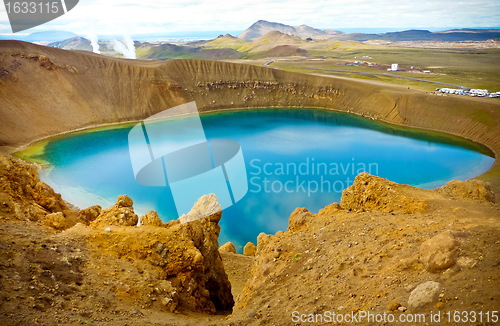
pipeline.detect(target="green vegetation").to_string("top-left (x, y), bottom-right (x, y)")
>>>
top-left (134, 37), bottom-right (500, 92)
top-left (271, 46), bottom-right (500, 91)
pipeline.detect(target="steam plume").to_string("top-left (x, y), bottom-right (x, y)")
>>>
top-left (111, 35), bottom-right (136, 59)
top-left (87, 33), bottom-right (100, 54)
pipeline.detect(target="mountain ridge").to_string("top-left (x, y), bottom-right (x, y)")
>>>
top-left (238, 20), bottom-right (339, 40)
top-left (238, 20), bottom-right (500, 41)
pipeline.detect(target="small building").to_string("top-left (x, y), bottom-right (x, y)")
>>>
top-left (387, 63), bottom-right (399, 71)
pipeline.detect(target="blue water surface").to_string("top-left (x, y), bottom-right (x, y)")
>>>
top-left (36, 109), bottom-right (495, 251)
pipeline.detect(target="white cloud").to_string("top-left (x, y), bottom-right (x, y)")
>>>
top-left (0, 0), bottom-right (498, 35)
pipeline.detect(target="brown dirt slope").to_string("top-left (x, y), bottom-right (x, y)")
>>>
top-left (0, 156), bottom-right (234, 325)
top-left (1, 40), bottom-right (498, 193)
top-left (227, 174), bottom-right (500, 325)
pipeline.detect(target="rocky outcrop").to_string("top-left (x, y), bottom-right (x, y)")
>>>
top-left (77, 205), bottom-right (101, 225)
top-left (243, 242), bottom-right (257, 256)
top-left (0, 155), bottom-right (71, 222)
top-left (178, 194), bottom-right (221, 224)
top-left (438, 179), bottom-right (495, 203)
top-left (88, 194), bottom-right (233, 313)
top-left (219, 242), bottom-right (237, 253)
top-left (90, 195), bottom-right (138, 227)
top-left (140, 210), bottom-right (163, 226)
top-left (340, 172), bottom-right (430, 213)
top-left (176, 205), bottom-right (234, 311)
top-left (41, 212), bottom-right (66, 230)
top-left (0, 194), bottom-right (234, 323)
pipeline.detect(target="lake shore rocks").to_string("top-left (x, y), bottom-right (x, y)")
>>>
top-left (0, 156), bottom-right (234, 316)
top-left (243, 242), bottom-right (257, 256)
top-left (178, 194), bottom-right (221, 224)
top-left (0, 154), bottom-right (498, 325)
top-left (220, 242), bottom-right (237, 253)
top-left (0, 155), bottom-right (71, 222)
top-left (90, 195), bottom-right (138, 227)
top-left (140, 210), bottom-right (163, 226)
top-left (340, 172), bottom-right (430, 213)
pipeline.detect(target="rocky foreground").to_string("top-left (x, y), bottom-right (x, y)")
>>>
top-left (1, 155), bottom-right (499, 325)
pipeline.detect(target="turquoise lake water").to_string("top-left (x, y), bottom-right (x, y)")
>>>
top-left (35, 109), bottom-right (495, 251)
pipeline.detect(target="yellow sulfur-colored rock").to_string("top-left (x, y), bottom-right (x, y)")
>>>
top-left (341, 172), bottom-right (429, 214)
top-left (437, 179), bottom-right (494, 203)
top-left (140, 210), bottom-right (163, 226)
top-left (41, 212), bottom-right (66, 230)
top-left (420, 231), bottom-right (458, 272)
top-left (91, 195), bottom-right (138, 227)
top-left (77, 205), bottom-right (102, 225)
top-left (219, 242), bottom-right (236, 253)
top-left (243, 242), bottom-right (257, 256)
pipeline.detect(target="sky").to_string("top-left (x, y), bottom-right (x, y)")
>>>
top-left (0, 0), bottom-right (499, 37)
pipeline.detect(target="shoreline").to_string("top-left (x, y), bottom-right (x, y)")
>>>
top-left (14, 105), bottom-right (496, 165)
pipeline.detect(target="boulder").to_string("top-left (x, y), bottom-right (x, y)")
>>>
top-left (408, 281), bottom-right (442, 311)
top-left (140, 210), bottom-right (163, 226)
top-left (178, 194), bottom-right (221, 224)
top-left (41, 212), bottom-right (66, 230)
top-left (219, 242), bottom-right (237, 253)
top-left (116, 194), bottom-right (134, 207)
top-left (243, 242), bottom-right (257, 256)
top-left (341, 173), bottom-right (428, 214)
top-left (91, 195), bottom-right (138, 227)
top-left (420, 231), bottom-right (458, 272)
top-left (78, 205), bottom-right (102, 225)
top-left (0, 155), bottom-right (70, 221)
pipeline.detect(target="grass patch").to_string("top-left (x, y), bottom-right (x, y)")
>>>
top-left (267, 46), bottom-right (500, 91)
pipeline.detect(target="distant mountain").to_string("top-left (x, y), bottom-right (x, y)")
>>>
top-left (331, 28), bottom-right (500, 41)
top-left (239, 20), bottom-right (296, 40)
top-left (238, 20), bottom-right (340, 40)
top-left (294, 24), bottom-right (327, 38)
top-left (238, 21), bottom-right (500, 42)
top-left (254, 31), bottom-right (303, 44)
top-left (215, 33), bottom-right (239, 40)
top-left (49, 37), bottom-right (92, 51)
top-left (0, 31), bottom-right (80, 42)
